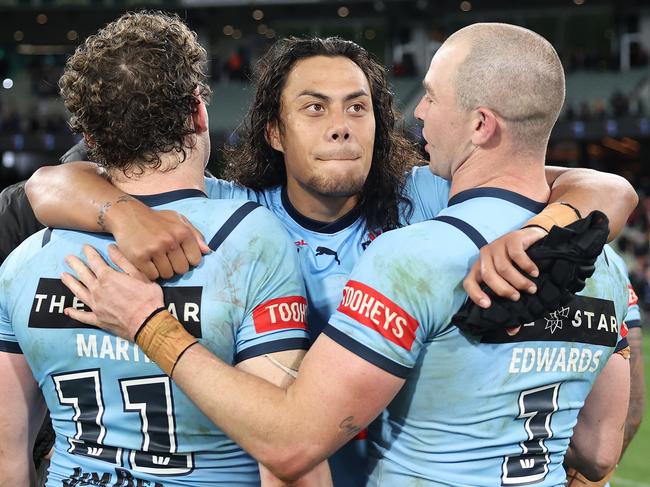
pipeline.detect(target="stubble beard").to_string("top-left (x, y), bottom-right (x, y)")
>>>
top-left (305, 171), bottom-right (367, 198)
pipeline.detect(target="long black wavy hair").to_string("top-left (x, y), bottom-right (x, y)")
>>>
top-left (222, 37), bottom-right (423, 231)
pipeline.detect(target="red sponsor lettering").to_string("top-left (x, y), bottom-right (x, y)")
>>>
top-left (621, 321), bottom-right (629, 339)
top-left (337, 280), bottom-right (419, 351)
top-left (628, 284), bottom-right (639, 306)
top-left (253, 296), bottom-right (308, 334)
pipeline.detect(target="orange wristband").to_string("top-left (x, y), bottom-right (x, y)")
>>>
top-left (524, 202), bottom-right (581, 233)
top-left (565, 466), bottom-right (614, 487)
top-left (135, 309), bottom-right (198, 376)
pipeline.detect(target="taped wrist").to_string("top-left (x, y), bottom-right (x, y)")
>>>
top-left (564, 466), bottom-right (614, 487)
top-left (524, 202), bottom-right (582, 233)
top-left (135, 309), bottom-right (198, 376)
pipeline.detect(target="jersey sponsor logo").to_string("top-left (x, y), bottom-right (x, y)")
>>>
top-left (481, 295), bottom-right (619, 347)
top-left (63, 466), bottom-right (164, 487)
top-left (315, 246), bottom-right (341, 265)
top-left (161, 286), bottom-right (202, 338)
top-left (28, 278), bottom-right (203, 337)
top-left (628, 284), bottom-right (639, 306)
top-left (337, 280), bottom-right (419, 350)
top-left (253, 296), bottom-right (307, 334)
top-left (544, 306), bottom-right (570, 334)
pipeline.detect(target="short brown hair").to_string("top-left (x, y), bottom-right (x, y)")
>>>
top-left (59, 11), bottom-right (211, 174)
top-left (449, 23), bottom-right (565, 152)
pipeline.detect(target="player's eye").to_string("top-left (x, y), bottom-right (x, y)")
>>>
top-left (306, 103), bottom-right (325, 113)
top-left (347, 103), bottom-right (365, 114)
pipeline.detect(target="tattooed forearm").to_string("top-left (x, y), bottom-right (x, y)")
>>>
top-left (339, 416), bottom-right (362, 437)
top-left (96, 195), bottom-right (136, 232)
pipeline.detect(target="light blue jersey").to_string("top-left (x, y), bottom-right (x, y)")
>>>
top-left (326, 188), bottom-right (629, 487)
top-left (601, 246), bottom-right (640, 487)
top-left (605, 246), bottom-right (641, 328)
top-left (0, 189), bottom-right (310, 487)
top-left (205, 165), bottom-right (449, 338)
top-left (205, 166), bottom-right (449, 486)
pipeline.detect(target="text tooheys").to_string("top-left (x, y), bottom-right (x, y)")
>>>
top-left (337, 280), bottom-right (419, 350)
top-left (253, 296), bottom-right (308, 333)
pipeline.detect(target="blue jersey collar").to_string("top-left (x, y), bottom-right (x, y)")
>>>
top-left (448, 187), bottom-right (546, 214)
top-left (131, 188), bottom-right (207, 207)
top-left (281, 186), bottom-right (361, 233)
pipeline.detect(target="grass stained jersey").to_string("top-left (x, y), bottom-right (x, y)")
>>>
top-left (0, 189), bottom-right (309, 486)
top-left (325, 187), bottom-right (629, 487)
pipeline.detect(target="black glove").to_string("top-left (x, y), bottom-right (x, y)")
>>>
top-left (453, 210), bottom-right (609, 336)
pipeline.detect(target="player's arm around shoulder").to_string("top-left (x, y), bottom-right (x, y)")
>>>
top-left (544, 166), bottom-right (637, 241)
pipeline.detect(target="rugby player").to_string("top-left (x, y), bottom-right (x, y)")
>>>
top-left (25, 36), bottom-right (637, 486)
top-left (0, 12), bottom-right (327, 486)
top-left (60, 23), bottom-right (632, 486)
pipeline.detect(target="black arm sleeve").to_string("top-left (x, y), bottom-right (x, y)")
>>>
top-left (59, 140), bottom-right (89, 164)
top-left (0, 181), bottom-right (45, 264)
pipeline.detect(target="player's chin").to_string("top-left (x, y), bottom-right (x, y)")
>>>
top-left (310, 174), bottom-right (366, 198)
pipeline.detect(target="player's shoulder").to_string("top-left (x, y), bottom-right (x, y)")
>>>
top-left (602, 245), bottom-right (629, 277)
top-left (0, 228), bottom-right (53, 299)
top-left (1, 229), bottom-right (51, 272)
top-left (580, 251), bottom-right (629, 318)
top-left (363, 219), bottom-right (475, 277)
top-left (403, 164), bottom-right (446, 187)
top-left (203, 175), bottom-right (282, 210)
top-left (203, 199), bottom-right (292, 251)
top-left (401, 165), bottom-right (451, 224)
top-left (203, 175), bottom-right (257, 201)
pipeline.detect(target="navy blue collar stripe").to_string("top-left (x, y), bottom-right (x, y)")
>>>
top-left (433, 215), bottom-right (488, 249)
top-left (41, 227), bottom-right (53, 248)
top-left (208, 201), bottom-right (261, 252)
top-left (280, 186), bottom-right (361, 234)
top-left (448, 187), bottom-right (546, 214)
top-left (132, 188), bottom-right (207, 207)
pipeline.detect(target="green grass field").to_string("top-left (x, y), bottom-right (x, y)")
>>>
top-left (612, 330), bottom-right (650, 486)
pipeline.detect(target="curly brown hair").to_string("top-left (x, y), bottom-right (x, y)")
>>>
top-left (222, 37), bottom-right (423, 231)
top-left (59, 11), bottom-right (211, 174)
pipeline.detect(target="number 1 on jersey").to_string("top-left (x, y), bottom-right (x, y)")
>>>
top-left (502, 383), bottom-right (561, 485)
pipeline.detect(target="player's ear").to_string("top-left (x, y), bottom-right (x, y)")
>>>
top-left (265, 120), bottom-right (284, 153)
top-left (83, 133), bottom-right (96, 149)
top-left (191, 88), bottom-right (209, 134)
top-left (470, 107), bottom-right (498, 147)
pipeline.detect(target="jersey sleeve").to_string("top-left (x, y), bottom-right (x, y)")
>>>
top-left (324, 224), bottom-right (470, 378)
top-left (204, 176), bottom-right (264, 203)
top-left (229, 207), bottom-right (310, 363)
top-left (401, 165), bottom-right (451, 225)
top-left (624, 283), bottom-right (641, 328)
top-left (0, 262), bottom-right (22, 354)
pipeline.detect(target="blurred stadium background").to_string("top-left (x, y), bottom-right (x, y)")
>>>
top-left (0, 0), bottom-right (648, 484)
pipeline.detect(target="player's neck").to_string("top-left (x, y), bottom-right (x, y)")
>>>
top-left (449, 149), bottom-right (550, 203)
top-left (285, 179), bottom-right (359, 223)
top-left (109, 150), bottom-right (206, 196)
